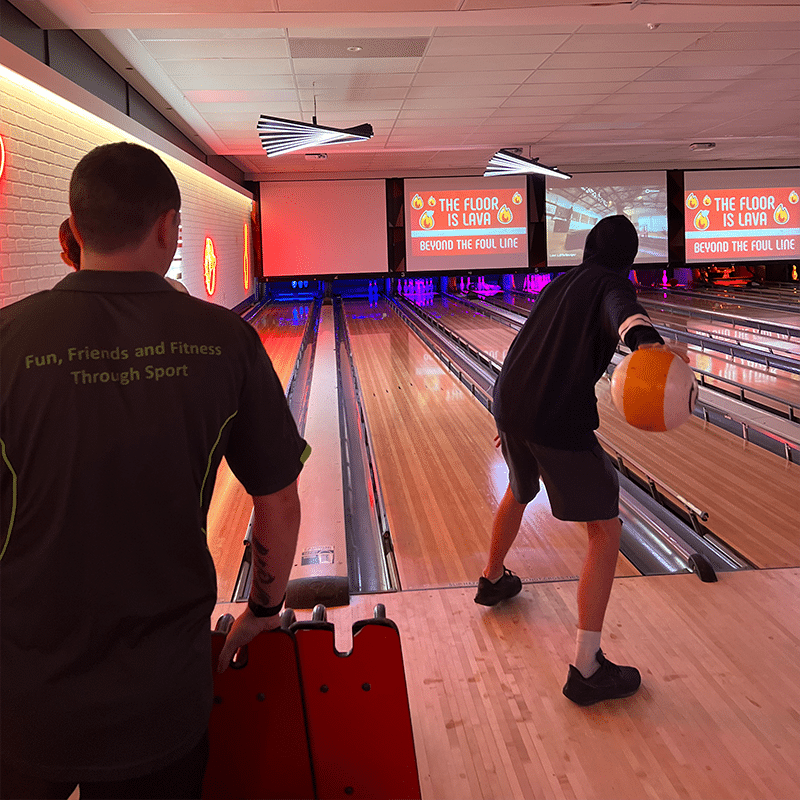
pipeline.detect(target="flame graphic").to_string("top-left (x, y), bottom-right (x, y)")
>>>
top-left (686, 193), bottom-right (698, 210)
top-left (420, 210), bottom-right (435, 229)
top-left (512, 192), bottom-right (523, 205)
top-left (703, 195), bottom-right (712, 206)
top-left (793, 265), bottom-right (798, 281)
top-left (411, 193), bottom-right (423, 210)
top-left (497, 205), bottom-right (513, 224)
top-left (204, 237), bottom-right (217, 296)
top-left (693, 210), bottom-right (710, 231)
top-left (243, 224), bottom-right (250, 291)
top-left (774, 204), bottom-right (789, 225)
top-left (788, 191), bottom-right (799, 205)
top-left (428, 196), bottom-right (436, 207)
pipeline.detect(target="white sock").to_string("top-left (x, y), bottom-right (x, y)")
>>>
top-left (574, 629), bottom-right (602, 678)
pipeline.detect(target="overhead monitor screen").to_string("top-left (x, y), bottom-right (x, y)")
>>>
top-left (259, 179), bottom-right (388, 277)
top-left (683, 168), bottom-right (800, 262)
top-left (545, 171), bottom-right (668, 267)
top-left (404, 176), bottom-right (528, 272)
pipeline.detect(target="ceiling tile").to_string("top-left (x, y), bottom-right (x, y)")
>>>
top-left (539, 52), bottom-right (670, 70)
top-left (278, 0), bottom-right (456, 9)
top-left (404, 84), bottom-right (518, 100)
top-left (424, 34), bottom-right (570, 57)
top-left (689, 31), bottom-right (800, 51)
top-left (411, 70), bottom-right (533, 86)
top-left (500, 94), bottom-right (609, 108)
top-left (661, 50), bottom-right (798, 68)
top-left (556, 32), bottom-right (704, 53)
top-left (614, 80), bottom-right (736, 94)
top-left (292, 57), bottom-right (422, 74)
top-left (525, 67), bottom-right (649, 83)
top-left (294, 73), bottom-right (416, 88)
top-left (642, 65), bottom-right (764, 82)
top-left (173, 75), bottom-right (297, 91)
top-left (161, 59), bottom-right (293, 77)
top-left (512, 82), bottom-right (627, 96)
top-left (144, 39), bottom-right (290, 60)
top-left (401, 97), bottom-right (505, 110)
top-left (134, 28), bottom-right (286, 40)
top-left (420, 54), bottom-right (549, 72)
top-left (289, 27), bottom-right (435, 38)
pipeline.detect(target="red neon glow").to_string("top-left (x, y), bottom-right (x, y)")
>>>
top-left (0, 135), bottom-right (5, 181)
top-left (204, 237), bottom-right (217, 296)
top-left (243, 224), bottom-right (250, 291)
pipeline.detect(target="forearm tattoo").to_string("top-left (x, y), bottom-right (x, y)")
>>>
top-left (251, 538), bottom-right (277, 606)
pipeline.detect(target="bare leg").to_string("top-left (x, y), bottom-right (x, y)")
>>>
top-left (577, 517), bottom-right (622, 631)
top-left (484, 484), bottom-right (526, 581)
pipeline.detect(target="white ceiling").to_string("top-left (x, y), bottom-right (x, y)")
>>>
top-left (18, 1), bottom-right (800, 181)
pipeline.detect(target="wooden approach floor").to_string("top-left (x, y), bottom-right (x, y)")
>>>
top-left (206, 302), bottom-right (308, 601)
top-left (424, 295), bottom-right (800, 569)
top-left (216, 566), bottom-right (800, 800)
top-left (344, 298), bottom-right (637, 589)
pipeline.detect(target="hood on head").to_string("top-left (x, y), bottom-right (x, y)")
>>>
top-left (582, 215), bottom-right (639, 273)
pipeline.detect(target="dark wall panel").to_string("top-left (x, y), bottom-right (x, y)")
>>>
top-left (207, 154), bottom-right (244, 185)
top-left (1, 0), bottom-right (47, 62)
top-left (47, 29), bottom-right (127, 114)
top-left (128, 88), bottom-right (205, 163)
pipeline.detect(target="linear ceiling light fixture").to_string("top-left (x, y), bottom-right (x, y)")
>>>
top-left (485, 149), bottom-right (572, 180)
top-left (257, 101), bottom-right (373, 158)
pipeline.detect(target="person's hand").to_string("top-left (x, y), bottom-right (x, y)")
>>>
top-left (639, 341), bottom-right (690, 364)
top-left (217, 608), bottom-right (282, 673)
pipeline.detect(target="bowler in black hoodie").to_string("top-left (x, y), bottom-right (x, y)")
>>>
top-left (475, 215), bottom-right (687, 705)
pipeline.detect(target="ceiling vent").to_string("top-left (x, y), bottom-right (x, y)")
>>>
top-left (289, 37), bottom-right (428, 59)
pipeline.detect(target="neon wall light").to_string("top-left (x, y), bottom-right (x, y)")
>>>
top-left (204, 237), bottom-right (217, 296)
top-left (0, 134), bottom-right (6, 181)
top-left (243, 224), bottom-right (250, 291)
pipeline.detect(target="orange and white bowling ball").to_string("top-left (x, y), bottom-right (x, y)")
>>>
top-left (610, 349), bottom-right (698, 432)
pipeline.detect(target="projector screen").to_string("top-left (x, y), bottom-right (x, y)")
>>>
top-left (683, 168), bottom-right (800, 263)
top-left (404, 176), bottom-right (528, 272)
top-left (545, 171), bottom-right (668, 267)
top-left (259, 180), bottom-right (388, 277)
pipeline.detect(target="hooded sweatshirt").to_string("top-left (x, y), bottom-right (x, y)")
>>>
top-left (493, 215), bottom-right (663, 449)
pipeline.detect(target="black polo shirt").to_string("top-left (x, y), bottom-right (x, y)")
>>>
top-left (0, 271), bottom-right (308, 781)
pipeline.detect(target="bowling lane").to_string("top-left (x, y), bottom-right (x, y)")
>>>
top-left (437, 293), bottom-right (800, 413)
top-left (638, 291), bottom-right (800, 330)
top-left (432, 296), bottom-right (800, 567)
top-left (343, 297), bottom-right (637, 590)
top-left (207, 301), bottom-right (311, 602)
top-left (595, 381), bottom-right (800, 568)
top-left (467, 291), bottom-right (800, 411)
top-left (420, 294), bottom-right (515, 363)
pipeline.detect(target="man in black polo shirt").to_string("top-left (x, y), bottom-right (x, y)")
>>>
top-left (475, 215), bottom-right (686, 706)
top-left (0, 143), bottom-right (309, 797)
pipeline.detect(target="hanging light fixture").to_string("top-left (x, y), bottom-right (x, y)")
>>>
top-left (257, 115), bottom-right (373, 157)
top-left (485, 149), bottom-right (571, 180)
top-left (257, 92), bottom-right (373, 158)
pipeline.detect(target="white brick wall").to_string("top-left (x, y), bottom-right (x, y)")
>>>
top-left (1, 65), bottom-right (254, 309)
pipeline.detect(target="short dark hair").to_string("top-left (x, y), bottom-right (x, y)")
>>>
top-left (59, 218), bottom-right (81, 269)
top-left (69, 142), bottom-right (181, 253)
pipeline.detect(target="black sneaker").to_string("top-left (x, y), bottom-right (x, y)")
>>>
top-left (474, 567), bottom-right (522, 606)
top-left (562, 649), bottom-right (641, 706)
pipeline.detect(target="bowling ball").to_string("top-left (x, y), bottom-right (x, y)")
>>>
top-left (610, 349), bottom-right (697, 432)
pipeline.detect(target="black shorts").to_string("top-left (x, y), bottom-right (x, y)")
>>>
top-left (498, 430), bottom-right (619, 522)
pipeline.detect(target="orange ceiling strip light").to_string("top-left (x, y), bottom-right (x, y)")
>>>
top-left (204, 237), bottom-right (217, 296)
